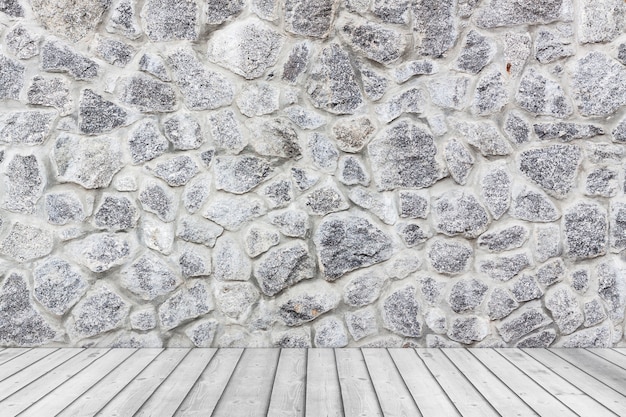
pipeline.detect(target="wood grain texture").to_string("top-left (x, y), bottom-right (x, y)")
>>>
top-left (335, 349), bottom-right (382, 417)
top-left (268, 349), bottom-right (307, 417)
top-left (0, 349), bottom-right (56, 382)
top-left (549, 349), bottom-right (626, 394)
top-left (306, 349), bottom-right (344, 417)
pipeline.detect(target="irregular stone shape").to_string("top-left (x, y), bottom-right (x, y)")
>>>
top-left (247, 118), bottom-right (301, 159)
top-left (516, 69), bottom-right (572, 118)
top-left (478, 225), bottom-right (529, 253)
top-left (128, 120), bottom-right (168, 164)
top-left (104, 331), bottom-right (163, 348)
top-left (0, 53), bottom-right (23, 100)
top-left (412, 0), bottom-right (457, 57)
top-left (559, 324), bottom-right (612, 348)
top-left (376, 88), bottom-right (424, 123)
top-left (510, 274), bottom-right (543, 302)
top-left (534, 224), bottom-right (561, 263)
top-left (259, 178), bottom-right (293, 209)
top-left (69, 283), bottom-right (130, 339)
top-left (27, 76), bottom-right (72, 115)
top-left (382, 284), bottom-right (422, 337)
top-left (308, 133), bottom-right (338, 173)
top-left (597, 261), bottom-right (626, 322)
top-left (206, 0), bottom-right (244, 23)
top-left (41, 40), bottom-right (98, 80)
top-left (343, 272), bottom-right (384, 307)
top-left (93, 194), bottom-right (138, 231)
top-left (456, 30), bottom-right (493, 74)
top-left (203, 195), bottom-right (265, 231)
top-left (159, 280), bottom-right (213, 330)
top-left (444, 138), bottom-right (474, 185)
top-left (339, 18), bottom-right (406, 65)
top-left (583, 298), bottom-right (607, 327)
top-left (419, 276), bottom-right (445, 306)
top-left (282, 42), bottom-right (310, 83)
top-left (163, 113), bottom-right (204, 150)
top-left (432, 190), bottom-right (490, 239)
top-left (519, 144), bottom-right (581, 198)
top-left (536, 257), bottom-right (567, 286)
top-left (94, 37), bottom-right (135, 67)
top-left (291, 167), bottom-right (319, 191)
top-left (332, 116), bottom-right (375, 153)
top-left (208, 109), bottom-right (247, 154)
top-left (427, 77), bottom-right (469, 111)
top-left (337, 155), bottom-right (370, 187)
top-left (269, 209), bottom-right (309, 238)
top-left (503, 32), bottom-right (531, 78)
top-left (182, 174), bottom-right (211, 214)
top-left (0, 0), bottom-right (22, 16)
top-left (304, 181), bottom-right (349, 216)
top-left (448, 278), bottom-right (488, 313)
top-left (563, 201), bottom-right (607, 259)
top-left (187, 319), bottom-right (220, 347)
top-left (120, 75), bottom-right (177, 113)
top-left (244, 225), bottom-right (280, 258)
top-left (610, 202), bottom-right (626, 252)
top-left (45, 192), bottom-right (85, 225)
top-left (497, 305), bottom-right (553, 343)
top-left (487, 288), bottom-right (519, 320)
top-left (579, 0), bottom-right (624, 44)
top-left (345, 308), bottom-right (378, 341)
top-left (236, 83), bottom-right (280, 117)
top-left (534, 26), bottom-right (575, 63)
top-left (142, 217), bottom-right (174, 255)
top-left (368, 120), bottom-right (443, 191)
top-left (398, 191), bottom-right (429, 219)
top-left (139, 180), bottom-right (177, 222)
top-left (348, 187), bottom-right (397, 225)
top-left (146, 155), bottom-right (198, 187)
top-left (504, 111), bottom-right (530, 144)
top-left (0, 223), bottom-right (53, 262)
top-left (273, 329), bottom-right (311, 348)
top-left (396, 222), bottom-right (430, 247)
top-left (284, 0), bottom-right (337, 38)
top-left (515, 330), bottom-right (557, 348)
top-left (214, 282), bottom-right (259, 320)
top-left (167, 48), bottom-right (234, 110)
top-left (0, 111), bottom-right (56, 146)
top-left (372, 0), bottom-right (410, 23)
top-left (447, 316), bottom-right (489, 344)
top-left (33, 258), bottom-right (88, 316)
top-left (534, 122), bottom-right (603, 142)
top-left (545, 285), bottom-right (583, 334)
top-left (178, 244), bottom-right (212, 277)
top-left (108, 0), bottom-right (142, 39)
top-left (213, 235), bottom-right (252, 282)
top-left (122, 253), bottom-right (182, 300)
top-left (251, 0), bottom-right (278, 20)
top-left (476, 0), bottom-right (571, 27)
top-left (70, 233), bottom-right (131, 273)
top-left (3, 154), bottom-right (44, 214)
top-left (143, 0), bottom-right (197, 41)
top-left (360, 65), bottom-right (389, 101)
top-left (254, 242), bottom-right (315, 296)
top-left (314, 212), bottom-right (393, 281)
top-left (472, 70), bottom-right (508, 115)
top-left (585, 167), bottom-right (618, 198)
top-left (314, 317), bottom-right (348, 348)
top-left (455, 121), bottom-right (512, 157)
top-left (130, 307), bottom-right (157, 331)
top-left (79, 89), bottom-right (127, 135)
top-left (572, 52), bottom-right (626, 117)
top-left (277, 282), bottom-right (340, 326)
top-left (6, 25), bottom-right (40, 60)
top-left (424, 309), bottom-right (447, 334)
top-left (207, 18), bottom-right (283, 79)
top-left (307, 43), bottom-right (363, 114)
top-left (428, 239), bottom-right (473, 275)
top-left (510, 185), bottom-right (560, 222)
top-left (479, 252), bottom-right (531, 282)
top-left (31, 0), bottom-right (110, 42)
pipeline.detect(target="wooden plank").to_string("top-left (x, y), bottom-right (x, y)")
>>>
top-left (497, 349), bottom-right (614, 417)
top-left (587, 348), bottom-right (626, 370)
top-left (267, 349), bottom-right (307, 417)
top-left (443, 349), bottom-right (537, 417)
top-left (212, 348), bottom-right (280, 417)
top-left (57, 349), bottom-right (162, 417)
top-left (415, 349), bottom-right (498, 417)
top-left (0, 349), bottom-right (56, 382)
top-left (94, 348), bottom-right (189, 417)
top-left (335, 349), bottom-right (382, 417)
top-left (389, 349), bottom-right (461, 417)
top-left (612, 348), bottom-right (626, 356)
top-left (306, 349), bottom-right (343, 417)
top-left (0, 348), bottom-right (82, 401)
top-left (19, 349), bottom-right (136, 417)
top-left (362, 348), bottom-right (420, 417)
top-left (0, 349), bottom-right (31, 366)
top-left (470, 349), bottom-right (577, 417)
top-left (174, 348), bottom-right (243, 417)
top-left (1, 348), bottom-right (109, 416)
top-left (550, 349), bottom-right (626, 394)
top-left (135, 349), bottom-right (216, 417)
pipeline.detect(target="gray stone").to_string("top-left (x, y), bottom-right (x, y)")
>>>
top-left (282, 42), bottom-right (310, 84)
top-left (69, 283), bottom-right (129, 340)
top-left (360, 65), bottom-right (389, 101)
top-left (94, 37), bottom-right (135, 67)
top-left (572, 52), bottom-right (626, 117)
top-left (291, 167), bottom-right (319, 191)
top-left (586, 143), bottom-right (624, 163)
top-left (277, 282), bottom-right (340, 326)
top-left (269, 209), bottom-right (310, 238)
top-left (396, 222), bottom-right (430, 247)
top-left (0, 111), bottom-right (55, 146)
top-left (428, 239), bottom-right (473, 275)
top-left (456, 30), bottom-right (494, 74)
top-left (545, 285), bottom-right (583, 334)
top-left (141, 217), bottom-right (174, 255)
top-left (200, 150), bottom-right (215, 168)
top-left (503, 32), bottom-right (531, 78)
top-left (610, 202), bottom-right (626, 252)
top-left (472, 70), bottom-right (508, 116)
top-left (0, 53), bottom-right (23, 101)
top-left (369, 120), bottom-right (443, 191)
top-left (247, 118), bottom-right (301, 159)
top-left (45, 192), bottom-right (85, 225)
top-left (6, 25), bottom-right (40, 60)
top-left (254, 242), bottom-right (315, 296)
top-left (206, 0), bottom-right (244, 24)
top-left (516, 69), bottom-right (572, 118)
top-left (412, 0), bottom-right (457, 57)
top-left (167, 48), bottom-right (234, 110)
top-left (332, 116), bottom-right (375, 153)
top-left (504, 111), bottom-right (530, 144)
top-left (510, 185), bottom-right (560, 222)
top-left (534, 27), bottom-right (575, 63)
top-left (393, 60), bottom-right (436, 84)
top-left (424, 309), bottom-right (447, 334)
top-left (487, 288), bottom-right (519, 320)
top-left (337, 156), bottom-right (370, 187)
top-left (139, 180), bottom-right (177, 222)
top-left (447, 316), bottom-right (489, 344)
top-left (444, 138), bottom-right (474, 185)
top-left (108, 0), bottom-right (142, 39)
top-left (235, 84), bottom-right (277, 120)
top-left (178, 244), bottom-right (212, 277)
top-left (497, 305), bottom-right (553, 342)
top-left (251, 0), bottom-right (278, 20)
top-left (427, 334), bottom-right (463, 348)
top-left (0, 0), bottom-right (22, 16)
top-left (69, 233), bottom-right (132, 272)
top-left (343, 272), bottom-right (384, 308)
top-left (183, 174), bottom-right (211, 214)
top-left (345, 308), bottom-right (378, 341)
top-left (307, 43), bottom-right (363, 114)
top-left (32, 0), bottom-right (110, 42)
top-left (0, 223), bottom-right (53, 262)
top-left (120, 75), bottom-right (177, 113)
top-left (79, 89), bottom-right (128, 135)
top-left (348, 187), bottom-right (397, 225)
top-left (455, 121), bottom-right (512, 157)
top-left (308, 133), bottom-right (339, 173)
top-left (41, 39), bottom-right (98, 80)
top-left (3, 154), bottom-right (44, 214)
top-left (579, 0), bottom-right (624, 44)
top-left (203, 195), bottom-right (266, 230)
top-left (510, 274), bottom-right (543, 302)
top-left (314, 212), bottom-right (393, 281)
top-left (585, 167), bottom-right (618, 197)
top-left (244, 225), bottom-right (280, 257)
top-left (304, 181), bottom-right (349, 216)
top-left (564, 201), bottom-right (607, 259)
top-left (534, 122), bottom-right (604, 142)
top-left (146, 155), bottom-right (198, 187)
top-left (382, 284), bottom-right (422, 337)
top-left (515, 330), bottom-right (557, 348)
top-left (163, 113), bottom-right (204, 150)
top-left (93, 194), bottom-right (138, 231)
top-left (34, 258), bottom-right (88, 316)
top-left (285, 105), bottom-right (326, 130)
top-left (372, 0), bottom-right (410, 23)
top-left (433, 190), bottom-right (490, 238)
top-left (597, 261), bottom-right (626, 322)
top-left (214, 282), bottom-right (259, 320)
top-left (314, 317), bottom-right (348, 347)
top-left (128, 120), bottom-right (168, 164)
top-left (339, 18), bottom-right (406, 65)
top-left (143, 0), bottom-right (198, 41)
top-left (427, 77), bottom-right (469, 111)
top-left (376, 87), bottom-right (425, 124)
top-left (284, 0), bottom-right (337, 38)
top-left (479, 252), bottom-right (531, 282)
top-left (139, 54), bottom-right (169, 82)
top-left (27, 76), bottom-right (72, 115)
top-left (273, 329), bottom-right (311, 348)
top-left (259, 178), bottom-right (293, 209)
top-left (519, 144), bottom-right (581, 198)
top-left (533, 224), bottom-right (561, 262)
top-left (208, 109), bottom-right (247, 154)
top-left (130, 307), bottom-right (157, 331)
top-left (419, 276), bottom-right (445, 306)
top-left (571, 269), bottom-right (589, 294)
top-left (448, 278), bottom-right (488, 313)
top-left (122, 252), bottom-right (181, 300)
top-left (476, 0), bottom-right (571, 27)
top-left (105, 332), bottom-right (163, 348)
top-left (159, 280), bottom-right (213, 330)
top-left (213, 235), bottom-right (252, 282)
top-left (559, 324), bottom-right (612, 348)
top-left (478, 225), bottom-right (529, 253)
top-left (583, 298), bottom-right (607, 327)
top-left (398, 191), bottom-right (428, 219)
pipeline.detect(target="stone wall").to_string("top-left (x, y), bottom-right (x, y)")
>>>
top-left (0, 0), bottom-right (624, 348)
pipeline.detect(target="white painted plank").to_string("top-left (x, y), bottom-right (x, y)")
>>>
top-left (0, 349), bottom-right (31, 367)
top-left (306, 349), bottom-right (343, 417)
top-left (0, 349), bottom-right (56, 382)
top-left (587, 348), bottom-right (626, 370)
top-left (335, 349), bottom-right (382, 417)
top-left (550, 349), bottom-right (626, 394)
top-left (267, 349), bottom-right (307, 417)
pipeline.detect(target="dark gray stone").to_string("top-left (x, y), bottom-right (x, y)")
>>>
top-left (159, 280), bottom-right (213, 330)
top-left (585, 167), bottom-right (618, 197)
top-left (382, 284), bottom-right (422, 337)
top-left (337, 155), bottom-right (370, 187)
top-left (143, 0), bottom-right (198, 41)
top-left (304, 181), bottom-right (349, 216)
top-left (259, 178), bottom-right (293, 209)
top-left (69, 283), bottom-right (130, 339)
top-left (534, 122), bottom-right (604, 142)
top-left (510, 185), bottom-right (560, 222)
top-left (277, 282), bottom-right (340, 326)
top-left (206, 0), bottom-right (244, 24)
top-left (138, 53), bottom-right (169, 81)
top-left (433, 190), bottom-right (490, 238)
top-left (146, 155), bottom-right (198, 187)
top-left (456, 30), bottom-right (493, 74)
top-left (412, 0), bottom-right (457, 57)
top-left (163, 113), bottom-right (204, 150)
top-left (69, 233), bottom-right (132, 273)
top-left (208, 109), bottom-right (246, 154)
top-left (343, 272), bottom-right (384, 307)
top-left (504, 111), bottom-right (530, 144)
top-left (34, 258), bottom-right (88, 316)
top-left (393, 60), bottom-right (436, 83)
top-left (519, 144), bottom-right (581, 198)
top-left (535, 26), bottom-right (575, 64)
top-left (291, 167), bottom-right (319, 191)
top-left (610, 202), bottom-right (626, 252)
top-left (3, 154), bottom-right (44, 214)
top-left (41, 40), bottom-right (98, 80)
top-left (480, 252), bottom-right (531, 282)
top-left (139, 180), bottom-right (177, 222)
top-left (45, 192), bottom-right (85, 225)
top-left (273, 329), bottom-right (311, 348)
top-left (94, 37), bottom-right (135, 67)
top-left (108, 0), bottom-right (141, 39)
top-left (254, 242), bottom-right (315, 296)
top-left (247, 118), bottom-right (301, 159)
top-left (0, 53), bottom-right (23, 100)
top-left (448, 278), bottom-right (488, 313)
top-left (314, 317), bottom-right (348, 348)
top-left (510, 274), bottom-right (543, 302)
top-left (284, 0), bottom-right (337, 38)
top-left (120, 75), bottom-right (177, 113)
top-left (487, 288), bottom-right (519, 320)
top-left (27, 76), bottom-right (72, 115)
top-left (282, 42), bottom-right (310, 83)
top-left (478, 225), bottom-right (529, 253)
top-left (419, 276), bottom-right (445, 306)
top-left (0, 0), bottom-right (23, 16)
top-left (545, 285), bottom-right (583, 334)
top-left (444, 138), bottom-right (474, 185)
top-left (372, 0), bottom-right (410, 23)
top-left (398, 191), bottom-right (428, 219)
top-left (360, 65), bottom-right (389, 101)
top-left (186, 319), bottom-right (219, 347)
top-left (345, 308), bottom-right (378, 341)
top-left (176, 215), bottom-right (223, 247)
top-left (6, 25), bottom-right (40, 60)
top-left (79, 89), bottom-right (127, 135)
top-left (269, 209), bottom-right (309, 238)
top-left (564, 201), bottom-right (607, 259)
top-left (583, 298), bottom-right (607, 327)
top-left (579, 0), bottom-right (624, 44)
top-left (340, 18), bottom-right (406, 65)
top-left (428, 239), bottom-right (473, 275)
top-left (128, 120), bottom-right (168, 164)
top-left (597, 261), bottom-right (626, 322)
top-left (178, 244), bottom-right (212, 277)
top-left (376, 87), bottom-right (425, 124)
top-left (94, 194), bottom-right (138, 231)
top-left (476, 0), bottom-right (570, 27)
top-left (203, 195), bottom-right (266, 231)
top-left (516, 69), bottom-right (572, 118)
top-left (0, 223), bottom-right (53, 262)
top-left (122, 252), bottom-right (182, 300)
top-left (396, 222), bottom-right (429, 247)
top-left (559, 324), bottom-right (611, 348)
top-left (182, 174), bottom-right (211, 214)
top-left (571, 269), bottom-right (589, 294)
top-left (447, 316), bottom-right (489, 344)
top-left (472, 70), bottom-right (508, 116)
top-left (130, 308), bottom-right (157, 331)
top-left (515, 330), bottom-right (556, 348)
top-left (332, 116), bottom-right (375, 153)
top-left (572, 52), bottom-right (626, 117)
top-left (497, 305), bottom-right (553, 342)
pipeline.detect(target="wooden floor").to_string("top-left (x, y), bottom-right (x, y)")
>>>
top-left (0, 348), bottom-right (624, 416)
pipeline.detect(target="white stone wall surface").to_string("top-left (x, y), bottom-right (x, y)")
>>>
top-left (0, 0), bottom-right (624, 348)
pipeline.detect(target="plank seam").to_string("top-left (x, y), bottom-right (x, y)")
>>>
top-left (171, 349), bottom-right (220, 417)
top-left (0, 349), bottom-right (59, 383)
top-left (386, 349), bottom-right (422, 417)
top-left (584, 348), bottom-right (626, 372)
top-left (0, 349), bottom-right (33, 367)
top-left (264, 348), bottom-right (282, 417)
top-left (210, 348), bottom-right (247, 417)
